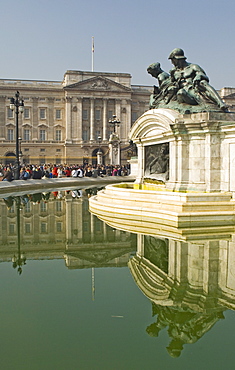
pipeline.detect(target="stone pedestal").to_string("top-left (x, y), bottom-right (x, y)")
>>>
top-left (128, 157), bottom-right (138, 176)
top-left (97, 150), bottom-right (103, 165)
top-left (89, 108), bottom-right (235, 237)
top-left (129, 108), bottom-right (235, 193)
top-left (109, 133), bottom-right (121, 165)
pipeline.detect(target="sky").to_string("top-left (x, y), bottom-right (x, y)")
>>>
top-left (0, 0), bottom-right (234, 89)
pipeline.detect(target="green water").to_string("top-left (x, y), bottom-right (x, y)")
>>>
top-left (0, 190), bottom-right (235, 370)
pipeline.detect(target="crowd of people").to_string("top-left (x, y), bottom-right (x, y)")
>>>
top-left (0, 163), bottom-right (131, 181)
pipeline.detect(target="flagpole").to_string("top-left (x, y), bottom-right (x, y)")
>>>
top-left (92, 36), bottom-right (94, 72)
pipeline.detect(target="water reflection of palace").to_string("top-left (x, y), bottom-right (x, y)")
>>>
top-left (128, 232), bottom-right (235, 357)
top-left (0, 190), bottom-right (136, 271)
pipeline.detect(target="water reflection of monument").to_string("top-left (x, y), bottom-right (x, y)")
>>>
top-left (128, 231), bottom-right (235, 357)
top-left (88, 48), bottom-right (235, 357)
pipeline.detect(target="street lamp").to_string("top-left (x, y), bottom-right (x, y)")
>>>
top-left (108, 115), bottom-right (121, 166)
top-left (97, 136), bottom-right (102, 165)
top-left (9, 91), bottom-right (24, 180)
top-left (109, 115), bottom-right (120, 134)
top-left (12, 196), bottom-right (26, 275)
top-left (98, 136), bottom-right (102, 150)
top-left (19, 137), bottom-right (22, 165)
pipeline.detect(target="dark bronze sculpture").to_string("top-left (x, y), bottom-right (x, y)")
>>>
top-left (147, 48), bottom-right (228, 114)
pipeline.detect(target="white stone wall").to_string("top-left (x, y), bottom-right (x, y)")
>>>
top-left (130, 109), bottom-right (235, 193)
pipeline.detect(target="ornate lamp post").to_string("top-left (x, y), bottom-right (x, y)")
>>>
top-left (19, 137), bottom-right (23, 165)
top-left (9, 91), bottom-right (24, 180)
top-left (97, 136), bottom-right (102, 165)
top-left (12, 196), bottom-right (26, 275)
top-left (108, 115), bottom-right (121, 165)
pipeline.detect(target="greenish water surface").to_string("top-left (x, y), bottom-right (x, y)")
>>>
top-left (0, 189), bottom-right (235, 370)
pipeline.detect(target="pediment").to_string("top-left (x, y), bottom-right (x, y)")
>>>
top-left (64, 76), bottom-right (131, 92)
top-left (66, 247), bottom-right (132, 265)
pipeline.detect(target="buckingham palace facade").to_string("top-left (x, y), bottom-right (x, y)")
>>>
top-left (1, 69), bottom-right (235, 166)
top-left (0, 70), bottom-right (152, 166)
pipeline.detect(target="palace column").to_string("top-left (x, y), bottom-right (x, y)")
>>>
top-left (65, 96), bottom-right (72, 143)
top-left (102, 98), bottom-right (108, 141)
top-left (32, 97), bottom-right (39, 140)
top-left (136, 234), bottom-right (145, 257)
top-left (115, 99), bottom-right (121, 137)
top-left (77, 97), bottom-right (83, 141)
top-left (0, 96), bottom-right (6, 138)
top-left (125, 99), bottom-right (132, 140)
top-left (90, 98), bottom-right (95, 141)
top-left (48, 97), bottom-right (54, 141)
top-left (103, 222), bottom-right (107, 241)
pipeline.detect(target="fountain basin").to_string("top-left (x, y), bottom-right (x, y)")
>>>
top-left (89, 183), bottom-right (235, 233)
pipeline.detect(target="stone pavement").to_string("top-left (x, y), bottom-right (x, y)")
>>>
top-left (0, 176), bottom-right (135, 197)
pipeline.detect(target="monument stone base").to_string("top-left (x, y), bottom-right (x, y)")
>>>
top-left (89, 109), bottom-right (235, 231)
top-left (89, 183), bottom-right (235, 233)
top-left (129, 109), bottom-right (235, 194)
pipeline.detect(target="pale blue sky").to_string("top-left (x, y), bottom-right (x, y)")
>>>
top-left (0, 0), bottom-right (234, 89)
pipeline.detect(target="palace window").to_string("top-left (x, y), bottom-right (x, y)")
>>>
top-left (95, 109), bottom-right (101, 120)
top-left (41, 222), bottom-right (47, 233)
top-left (39, 108), bottom-right (46, 119)
top-left (56, 202), bottom-right (62, 212)
top-left (24, 202), bottom-right (31, 213)
top-left (24, 108), bottom-right (30, 119)
top-left (9, 223), bottom-right (15, 235)
top-left (8, 205), bottom-right (15, 213)
top-left (7, 129), bottom-right (14, 141)
top-left (132, 111), bottom-right (138, 122)
top-left (56, 109), bottom-right (61, 119)
top-left (55, 130), bottom-right (62, 141)
top-left (56, 222), bottom-right (62, 232)
top-left (40, 129), bottom-right (46, 141)
top-left (23, 129), bottom-right (30, 141)
top-left (82, 110), bottom-right (88, 120)
top-left (108, 111), bottom-right (113, 119)
top-left (82, 130), bottom-right (88, 141)
top-left (25, 223), bottom-right (31, 234)
top-left (8, 108), bottom-right (13, 119)
top-left (40, 202), bottom-right (47, 212)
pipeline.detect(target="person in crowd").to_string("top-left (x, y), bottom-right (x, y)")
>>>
top-left (0, 161), bottom-right (130, 182)
top-left (92, 166), bottom-right (98, 178)
top-left (64, 167), bottom-right (71, 177)
top-left (52, 165), bottom-right (58, 178)
top-left (57, 166), bottom-right (63, 178)
top-left (32, 167), bottom-right (43, 179)
top-left (77, 167), bottom-right (84, 178)
top-left (2, 168), bottom-right (13, 181)
top-left (71, 167), bottom-right (78, 177)
top-left (112, 166), bottom-right (118, 176)
top-left (84, 166), bottom-right (93, 177)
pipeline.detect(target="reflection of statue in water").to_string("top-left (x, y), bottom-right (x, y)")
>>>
top-left (147, 48), bottom-right (228, 114)
top-left (144, 236), bottom-right (168, 273)
top-left (146, 302), bottom-right (225, 358)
